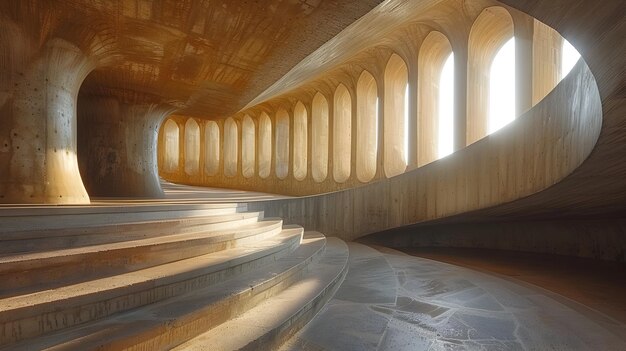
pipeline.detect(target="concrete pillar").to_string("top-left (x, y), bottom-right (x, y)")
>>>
top-left (305, 101), bottom-right (313, 182)
top-left (375, 78), bottom-right (386, 179)
top-left (198, 120), bottom-right (206, 179)
top-left (407, 64), bottom-right (419, 168)
top-left (350, 85), bottom-right (358, 181)
top-left (532, 19), bottom-right (563, 105)
top-left (0, 38), bottom-right (94, 204)
top-left (513, 12), bottom-right (534, 116)
top-left (77, 96), bottom-right (174, 198)
top-left (453, 43), bottom-right (468, 151)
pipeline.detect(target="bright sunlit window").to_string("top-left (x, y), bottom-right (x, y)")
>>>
top-left (438, 53), bottom-right (454, 158)
top-left (489, 37), bottom-right (515, 134)
top-left (561, 39), bottom-right (581, 78)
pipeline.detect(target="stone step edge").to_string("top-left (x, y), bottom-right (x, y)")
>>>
top-left (0, 218), bottom-right (284, 270)
top-left (0, 210), bottom-right (264, 242)
top-left (0, 204), bottom-right (247, 233)
top-left (0, 229), bottom-right (307, 346)
top-left (175, 236), bottom-right (350, 351)
top-left (0, 220), bottom-right (286, 300)
top-left (3, 231), bottom-right (324, 351)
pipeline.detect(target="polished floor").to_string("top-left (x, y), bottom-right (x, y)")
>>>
top-left (283, 244), bottom-right (626, 350)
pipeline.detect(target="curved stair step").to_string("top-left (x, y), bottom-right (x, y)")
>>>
top-left (174, 236), bottom-right (349, 351)
top-left (0, 219), bottom-right (284, 297)
top-left (0, 203), bottom-right (246, 233)
top-left (0, 227), bottom-right (305, 346)
top-left (0, 211), bottom-right (264, 255)
top-left (2, 231), bottom-right (325, 351)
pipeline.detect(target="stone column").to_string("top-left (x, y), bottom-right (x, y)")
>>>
top-left (375, 78), bottom-right (386, 180)
top-left (531, 19), bottom-right (563, 105)
top-left (407, 64), bottom-right (419, 168)
top-left (0, 38), bottom-right (94, 204)
top-left (453, 42), bottom-right (468, 151)
top-left (513, 12), bottom-right (534, 116)
top-left (77, 96), bottom-right (174, 198)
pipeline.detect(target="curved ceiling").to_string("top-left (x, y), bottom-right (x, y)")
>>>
top-left (0, 0), bottom-right (384, 118)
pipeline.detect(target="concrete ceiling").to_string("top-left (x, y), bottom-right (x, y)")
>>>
top-left (2, 0), bottom-right (385, 118)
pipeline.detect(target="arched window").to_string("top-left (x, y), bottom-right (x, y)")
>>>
top-left (242, 115), bottom-right (255, 178)
top-left (204, 121), bottom-right (219, 176)
top-left (356, 70), bottom-right (378, 182)
top-left (418, 31), bottom-right (454, 164)
top-left (293, 101), bottom-right (308, 181)
top-left (258, 112), bottom-right (272, 179)
top-left (163, 119), bottom-right (179, 173)
top-left (311, 93), bottom-right (329, 182)
top-left (489, 38), bottom-right (516, 133)
top-left (384, 54), bottom-right (408, 177)
top-left (333, 84), bottom-right (352, 183)
top-left (561, 39), bottom-right (581, 78)
top-left (184, 119), bottom-right (200, 175)
top-left (275, 108), bottom-right (290, 180)
top-left (467, 6), bottom-right (514, 143)
top-left (223, 117), bottom-right (238, 177)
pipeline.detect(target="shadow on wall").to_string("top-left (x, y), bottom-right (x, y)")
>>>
top-left (358, 217), bottom-right (626, 262)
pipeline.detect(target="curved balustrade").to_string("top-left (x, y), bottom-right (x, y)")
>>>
top-left (159, 4), bottom-right (578, 197)
top-left (249, 60), bottom-right (601, 241)
top-left (158, 0), bottom-right (624, 249)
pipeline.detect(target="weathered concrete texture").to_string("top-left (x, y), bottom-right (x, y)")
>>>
top-left (360, 217), bottom-right (626, 262)
top-left (0, 34), bottom-right (93, 204)
top-left (283, 243), bottom-right (626, 350)
top-left (245, 61), bottom-right (602, 240)
top-left (78, 96), bottom-right (174, 198)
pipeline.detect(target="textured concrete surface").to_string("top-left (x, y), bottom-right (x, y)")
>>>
top-left (283, 243), bottom-right (626, 350)
top-left (402, 247), bottom-right (626, 325)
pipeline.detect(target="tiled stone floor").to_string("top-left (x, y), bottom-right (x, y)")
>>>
top-left (283, 243), bottom-right (626, 350)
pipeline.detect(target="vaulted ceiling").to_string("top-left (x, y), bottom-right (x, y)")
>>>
top-left (2, 0), bottom-right (384, 118)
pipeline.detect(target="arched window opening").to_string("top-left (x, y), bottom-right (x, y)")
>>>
top-left (312, 93), bottom-right (329, 182)
top-left (275, 109), bottom-right (290, 180)
top-left (293, 101), bottom-right (308, 181)
top-left (468, 6), bottom-right (514, 143)
top-left (356, 70), bottom-right (378, 182)
top-left (384, 54), bottom-right (408, 177)
top-left (333, 84), bottom-right (352, 183)
top-left (258, 112), bottom-right (272, 179)
top-left (223, 117), bottom-right (238, 177)
top-left (418, 31), bottom-right (453, 165)
top-left (242, 115), bottom-right (255, 178)
top-left (204, 121), bottom-right (219, 176)
top-left (489, 37), bottom-right (516, 134)
top-left (561, 39), bottom-right (581, 78)
top-left (163, 119), bottom-right (179, 173)
top-left (439, 53), bottom-right (455, 158)
top-left (184, 119), bottom-right (200, 175)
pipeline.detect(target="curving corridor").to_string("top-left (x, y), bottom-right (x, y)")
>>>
top-left (0, 0), bottom-right (624, 349)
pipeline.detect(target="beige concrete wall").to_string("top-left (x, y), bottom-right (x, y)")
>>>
top-left (246, 61), bottom-right (601, 241)
top-left (160, 4), bottom-right (573, 198)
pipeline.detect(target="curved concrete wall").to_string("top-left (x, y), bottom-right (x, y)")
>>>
top-left (158, 0), bottom-right (626, 263)
top-left (247, 60), bottom-right (602, 241)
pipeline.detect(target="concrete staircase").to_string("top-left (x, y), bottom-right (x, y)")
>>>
top-left (0, 203), bottom-right (349, 350)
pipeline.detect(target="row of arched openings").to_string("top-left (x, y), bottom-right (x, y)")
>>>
top-left (162, 6), bottom-right (579, 184)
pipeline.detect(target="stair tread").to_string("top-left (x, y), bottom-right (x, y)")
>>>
top-left (0, 211), bottom-right (263, 243)
top-left (0, 227), bottom-right (304, 318)
top-left (0, 203), bottom-right (247, 233)
top-left (175, 236), bottom-right (349, 351)
top-left (0, 219), bottom-right (283, 268)
top-left (8, 232), bottom-right (325, 351)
